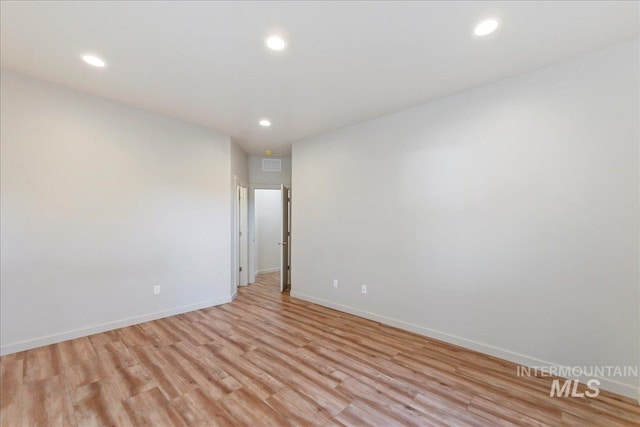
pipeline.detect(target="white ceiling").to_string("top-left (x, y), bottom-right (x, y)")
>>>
top-left (1, 1), bottom-right (638, 155)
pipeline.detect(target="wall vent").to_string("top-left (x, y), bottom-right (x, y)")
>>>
top-left (262, 158), bottom-right (281, 172)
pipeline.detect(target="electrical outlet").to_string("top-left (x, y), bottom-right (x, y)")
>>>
top-left (153, 285), bottom-right (161, 295)
top-left (361, 284), bottom-right (367, 294)
top-left (333, 279), bottom-right (339, 288)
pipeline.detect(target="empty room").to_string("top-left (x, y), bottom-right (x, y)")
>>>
top-left (0, 1), bottom-right (638, 426)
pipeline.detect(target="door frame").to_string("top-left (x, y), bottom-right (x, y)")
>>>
top-left (249, 184), bottom-right (291, 285)
top-left (234, 176), bottom-right (249, 295)
top-left (280, 184), bottom-right (291, 292)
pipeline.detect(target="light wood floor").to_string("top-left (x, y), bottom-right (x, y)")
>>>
top-left (1, 272), bottom-right (639, 426)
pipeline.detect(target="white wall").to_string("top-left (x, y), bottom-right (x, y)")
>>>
top-left (0, 70), bottom-right (233, 354)
top-left (254, 189), bottom-right (282, 274)
top-left (291, 40), bottom-right (639, 399)
top-left (231, 141), bottom-right (249, 183)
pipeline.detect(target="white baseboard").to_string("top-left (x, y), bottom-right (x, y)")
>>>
top-left (255, 268), bottom-right (280, 275)
top-left (290, 291), bottom-right (639, 401)
top-left (0, 295), bottom-right (233, 356)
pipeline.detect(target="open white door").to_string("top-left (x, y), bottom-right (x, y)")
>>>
top-left (279, 185), bottom-right (290, 292)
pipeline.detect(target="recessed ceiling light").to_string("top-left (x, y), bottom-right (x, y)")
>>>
top-left (259, 119), bottom-right (271, 127)
top-left (82, 55), bottom-right (106, 67)
top-left (265, 36), bottom-right (286, 51)
top-left (474, 19), bottom-right (499, 37)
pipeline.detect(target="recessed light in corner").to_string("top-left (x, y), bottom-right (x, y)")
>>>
top-left (265, 35), bottom-right (286, 51)
top-left (82, 54), bottom-right (106, 67)
top-left (474, 19), bottom-right (499, 37)
top-left (259, 119), bottom-right (271, 127)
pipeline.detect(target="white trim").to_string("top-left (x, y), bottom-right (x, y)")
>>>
top-left (249, 183), bottom-right (291, 190)
top-left (238, 185), bottom-right (249, 287)
top-left (233, 176), bottom-right (249, 293)
top-left (234, 174), bottom-right (248, 188)
top-left (231, 290), bottom-right (238, 300)
top-left (290, 291), bottom-right (640, 401)
top-left (232, 175), bottom-right (239, 295)
top-left (0, 295), bottom-right (232, 356)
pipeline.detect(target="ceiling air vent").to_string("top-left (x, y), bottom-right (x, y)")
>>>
top-left (262, 158), bottom-right (281, 172)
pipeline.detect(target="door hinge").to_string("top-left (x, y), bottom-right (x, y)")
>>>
top-left (239, 267), bottom-right (243, 272)
top-left (288, 265), bottom-right (290, 270)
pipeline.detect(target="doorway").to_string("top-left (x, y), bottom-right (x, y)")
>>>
top-left (252, 187), bottom-right (291, 293)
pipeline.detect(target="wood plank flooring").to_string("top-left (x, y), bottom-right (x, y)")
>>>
top-left (1, 272), bottom-right (639, 426)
